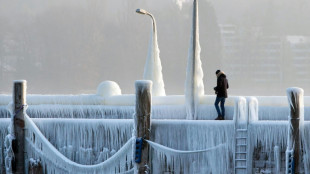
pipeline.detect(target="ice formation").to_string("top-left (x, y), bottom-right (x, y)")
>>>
top-left (26, 105), bottom-right (135, 119)
top-left (274, 146), bottom-right (281, 173)
top-left (147, 139), bottom-right (228, 174)
top-left (247, 97), bottom-right (258, 122)
top-left (96, 81), bottom-right (122, 97)
top-left (33, 118), bottom-right (133, 164)
top-left (151, 120), bottom-right (234, 173)
top-left (0, 79), bottom-right (310, 173)
top-left (185, 0), bottom-right (204, 120)
top-left (143, 13), bottom-right (166, 97)
top-left (25, 114), bottom-right (134, 173)
top-left (248, 121), bottom-right (288, 172)
top-left (303, 122), bottom-right (310, 174)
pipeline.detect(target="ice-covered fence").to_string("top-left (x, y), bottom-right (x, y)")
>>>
top-left (33, 118), bottom-right (133, 165)
top-left (24, 114), bottom-right (134, 174)
top-left (248, 121), bottom-right (288, 172)
top-left (150, 120), bottom-right (234, 173)
top-left (0, 94), bottom-right (237, 119)
top-left (303, 122), bottom-right (310, 173)
top-left (0, 118), bottom-right (10, 173)
top-left (254, 96), bottom-right (310, 120)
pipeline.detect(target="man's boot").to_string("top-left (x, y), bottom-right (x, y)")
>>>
top-left (215, 115), bottom-right (222, 120)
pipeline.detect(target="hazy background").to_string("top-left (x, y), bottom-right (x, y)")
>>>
top-left (0, 0), bottom-right (309, 96)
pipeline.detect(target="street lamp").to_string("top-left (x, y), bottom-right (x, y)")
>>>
top-left (136, 9), bottom-right (156, 33)
top-left (135, 8), bottom-right (166, 96)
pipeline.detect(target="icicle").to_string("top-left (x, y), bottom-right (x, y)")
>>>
top-left (26, 105), bottom-right (135, 119)
top-left (274, 146), bottom-right (281, 173)
top-left (185, 0), bottom-right (204, 120)
top-left (303, 122), bottom-right (310, 174)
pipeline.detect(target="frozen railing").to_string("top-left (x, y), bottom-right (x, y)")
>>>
top-left (24, 114), bottom-right (134, 174)
top-left (150, 120), bottom-right (234, 173)
top-left (245, 89), bottom-right (310, 173)
top-left (0, 95), bottom-right (238, 120)
top-left (252, 96), bottom-right (310, 120)
top-left (32, 118), bottom-right (133, 165)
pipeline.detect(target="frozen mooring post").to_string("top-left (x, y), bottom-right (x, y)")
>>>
top-left (10, 80), bottom-right (42, 174)
top-left (12, 80), bottom-right (26, 174)
top-left (286, 87), bottom-right (303, 174)
top-left (134, 80), bottom-right (152, 174)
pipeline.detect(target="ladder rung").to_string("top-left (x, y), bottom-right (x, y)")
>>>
top-left (236, 144), bottom-right (247, 146)
top-left (236, 129), bottom-right (247, 131)
top-left (235, 159), bottom-right (246, 161)
top-left (235, 167), bottom-right (247, 169)
top-left (236, 137), bottom-right (247, 139)
top-left (235, 152), bottom-right (247, 154)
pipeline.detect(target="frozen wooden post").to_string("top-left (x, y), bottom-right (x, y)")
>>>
top-left (286, 87), bottom-right (303, 174)
top-left (28, 159), bottom-right (43, 174)
top-left (12, 80), bottom-right (27, 174)
top-left (135, 80), bottom-right (152, 174)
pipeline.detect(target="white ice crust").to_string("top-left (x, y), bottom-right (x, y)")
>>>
top-left (96, 81), bottom-right (121, 97)
top-left (143, 17), bottom-right (166, 96)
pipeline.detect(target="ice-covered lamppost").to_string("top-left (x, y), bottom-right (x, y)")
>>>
top-left (136, 9), bottom-right (166, 96)
top-left (185, 0), bottom-right (204, 120)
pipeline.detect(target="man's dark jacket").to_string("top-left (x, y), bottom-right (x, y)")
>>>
top-left (214, 74), bottom-right (229, 98)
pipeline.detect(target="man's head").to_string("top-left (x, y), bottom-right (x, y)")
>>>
top-left (216, 70), bottom-right (225, 78)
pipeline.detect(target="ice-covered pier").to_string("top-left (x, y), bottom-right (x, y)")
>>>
top-left (0, 0), bottom-right (309, 173)
top-left (0, 80), bottom-right (309, 174)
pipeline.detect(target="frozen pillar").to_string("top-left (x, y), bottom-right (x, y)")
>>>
top-left (134, 80), bottom-right (152, 174)
top-left (12, 80), bottom-right (27, 174)
top-left (185, 0), bottom-right (204, 120)
top-left (286, 87), bottom-right (304, 174)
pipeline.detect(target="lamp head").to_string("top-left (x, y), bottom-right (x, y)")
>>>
top-left (136, 9), bottom-right (148, 15)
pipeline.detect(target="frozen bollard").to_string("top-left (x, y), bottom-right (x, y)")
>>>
top-left (247, 97), bottom-right (258, 123)
top-left (12, 80), bottom-right (27, 174)
top-left (233, 97), bottom-right (247, 126)
top-left (134, 80), bottom-right (152, 174)
top-left (286, 87), bottom-right (304, 174)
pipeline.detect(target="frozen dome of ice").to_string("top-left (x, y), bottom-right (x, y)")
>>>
top-left (96, 81), bottom-right (121, 97)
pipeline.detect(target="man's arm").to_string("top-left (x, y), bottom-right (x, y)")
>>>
top-left (214, 78), bottom-right (222, 91)
top-left (226, 79), bottom-right (229, 89)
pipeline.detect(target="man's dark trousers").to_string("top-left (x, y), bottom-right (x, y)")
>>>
top-left (215, 97), bottom-right (226, 118)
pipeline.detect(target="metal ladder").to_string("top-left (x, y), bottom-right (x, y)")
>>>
top-left (234, 128), bottom-right (248, 174)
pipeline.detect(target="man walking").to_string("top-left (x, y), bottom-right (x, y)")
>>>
top-left (214, 70), bottom-right (229, 120)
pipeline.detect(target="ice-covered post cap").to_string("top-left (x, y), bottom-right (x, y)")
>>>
top-left (286, 87), bottom-right (303, 173)
top-left (135, 80), bottom-right (152, 88)
top-left (96, 81), bottom-right (121, 97)
top-left (286, 87), bottom-right (304, 116)
top-left (247, 97), bottom-right (258, 123)
top-left (13, 80), bottom-right (27, 107)
top-left (233, 97), bottom-right (246, 124)
top-left (286, 87), bottom-right (304, 97)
